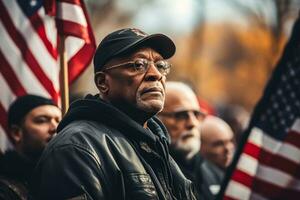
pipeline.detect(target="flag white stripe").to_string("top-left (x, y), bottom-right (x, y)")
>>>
top-left (249, 127), bottom-right (300, 164)
top-left (37, 8), bottom-right (60, 91)
top-left (225, 180), bottom-right (251, 200)
top-left (237, 153), bottom-right (258, 176)
top-left (65, 36), bottom-right (85, 59)
top-left (0, 126), bottom-right (12, 153)
top-left (256, 164), bottom-right (300, 190)
top-left (0, 74), bottom-right (16, 111)
top-left (0, 21), bottom-right (50, 98)
top-left (248, 127), bottom-right (263, 146)
top-left (38, 8), bottom-right (57, 51)
top-left (277, 143), bottom-right (300, 164)
top-left (2, 0), bottom-right (59, 85)
top-left (58, 2), bottom-right (87, 26)
top-left (292, 118), bottom-right (300, 132)
top-left (237, 151), bottom-right (300, 190)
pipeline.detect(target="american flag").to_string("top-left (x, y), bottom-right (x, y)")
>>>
top-left (0, 0), bottom-right (96, 152)
top-left (219, 17), bottom-right (300, 200)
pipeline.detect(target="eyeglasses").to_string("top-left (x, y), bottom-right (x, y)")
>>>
top-left (160, 110), bottom-right (206, 121)
top-left (102, 58), bottom-right (171, 76)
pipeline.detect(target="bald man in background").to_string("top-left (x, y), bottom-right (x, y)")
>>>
top-left (200, 115), bottom-right (235, 170)
top-left (200, 115), bottom-right (235, 196)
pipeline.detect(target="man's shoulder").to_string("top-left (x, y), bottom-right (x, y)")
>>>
top-left (200, 159), bottom-right (224, 183)
top-left (55, 120), bottom-right (122, 144)
top-left (60, 119), bottom-right (109, 133)
top-left (44, 120), bottom-right (129, 158)
top-left (37, 120), bottom-right (130, 174)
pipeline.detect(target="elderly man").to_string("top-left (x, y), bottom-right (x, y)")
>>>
top-left (31, 28), bottom-right (196, 200)
top-left (0, 94), bottom-right (61, 200)
top-left (158, 82), bottom-right (205, 161)
top-left (159, 82), bottom-right (219, 200)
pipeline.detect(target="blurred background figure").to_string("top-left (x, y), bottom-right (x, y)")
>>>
top-left (159, 81), bottom-right (211, 200)
top-left (200, 115), bottom-right (235, 197)
top-left (198, 97), bottom-right (216, 116)
top-left (200, 115), bottom-right (235, 168)
top-left (159, 82), bottom-right (205, 160)
top-left (217, 104), bottom-right (250, 144)
top-left (0, 95), bottom-right (61, 200)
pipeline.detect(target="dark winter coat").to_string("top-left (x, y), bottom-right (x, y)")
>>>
top-left (171, 152), bottom-right (224, 200)
top-left (31, 95), bottom-right (196, 200)
top-left (0, 151), bottom-right (36, 200)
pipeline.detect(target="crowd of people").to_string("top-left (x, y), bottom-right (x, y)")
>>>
top-left (0, 28), bottom-right (247, 200)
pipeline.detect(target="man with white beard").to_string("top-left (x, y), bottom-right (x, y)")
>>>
top-left (159, 81), bottom-right (210, 200)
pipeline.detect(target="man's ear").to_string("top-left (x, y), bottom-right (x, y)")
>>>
top-left (94, 72), bottom-right (109, 94)
top-left (9, 125), bottom-right (23, 145)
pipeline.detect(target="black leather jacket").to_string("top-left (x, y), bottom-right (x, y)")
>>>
top-left (31, 95), bottom-right (196, 200)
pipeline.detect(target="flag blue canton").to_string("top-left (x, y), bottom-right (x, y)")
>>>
top-left (17, 0), bottom-right (43, 17)
top-left (257, 43), bottom-right (300, 140)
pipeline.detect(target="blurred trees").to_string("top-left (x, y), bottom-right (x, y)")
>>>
top-left (170, 0), bottom-right (299, 111)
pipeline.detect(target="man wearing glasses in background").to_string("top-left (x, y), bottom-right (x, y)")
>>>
top-left (31, 28), bottom-right (196, 200)
top-left (159, 82), bottom-right (219, 200)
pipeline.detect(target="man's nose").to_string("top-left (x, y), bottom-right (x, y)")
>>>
top-left (224, 141), bottom-right (234, 153)
top-left (49, 120), bottom-right (58, 135)
top-left (144, 62), bottom-right (163, 81)
top-left (185, 112), bottom-right (200, 130)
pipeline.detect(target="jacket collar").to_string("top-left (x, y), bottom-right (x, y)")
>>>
top-left (58, 94), bottom-right (170, 145)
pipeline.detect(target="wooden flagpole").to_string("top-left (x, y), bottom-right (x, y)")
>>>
top-left (59, 35), bottom-right (69, 115)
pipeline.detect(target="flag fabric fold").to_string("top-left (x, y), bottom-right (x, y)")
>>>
top-left (219, 16), bottom-right (300, 200)
top-left (0, 0), bottom-right (96, 152)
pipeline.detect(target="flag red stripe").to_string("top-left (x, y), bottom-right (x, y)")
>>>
top-left (60, 0), bottom-right (82, 5)
top-left (66, 0), bottom-right (96, 82)
top-left (258, 149), bottom-right (300, 179)
top-left (43, 0), bottom-right (56, 16)
top-left (229, 169), bottom-right (300, 199)
top-left (285, 130), bottom-right (300, 147)
top-left (68, 43), bottom-right (94, 82)
top-left (29, 12), bottom-right (58, 59)
top-left (242, 142), bottom-right (260, 158)
top-left (0, 2), bottom-right (59, 103)
top-left (231, 169), bottom-right (254, 188)
top-left (0, 0), bottom-right (95, 153)
top-left (60, 0), bottom-right (96, 83)
top-left (56, 20), bottom-right (89, 41)
top-left (243, 141), bottom-right (300, 179)
top-left (0, 52), bottom-right (27, 97)
top-left (44, 0), bottom-right (82, 16)
top-left (252, 175), bottom-right (300, 199)
top-left (0, 103), bottom-right (9, 134)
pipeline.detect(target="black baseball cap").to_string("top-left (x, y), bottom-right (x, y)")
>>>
top-left (93, 28), bottom-right (176, 73)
